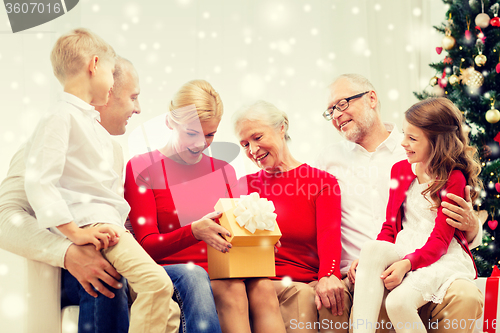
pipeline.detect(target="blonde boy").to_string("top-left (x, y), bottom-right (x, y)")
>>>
top-left (23, 28), bottom-right (179, 333)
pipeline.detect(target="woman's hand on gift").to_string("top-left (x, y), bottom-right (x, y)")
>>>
top-left (314, 275), bottom-right (345, 316)
top-left (347, 259), bottom-right (359, 285)
top-left (380, 259), bottom-right (411, 290)
top-left (274, 240), bottom-right (281, 253)
top-left (191, 211), bottom-right (233, 253)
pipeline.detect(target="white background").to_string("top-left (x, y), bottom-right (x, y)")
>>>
top-left (0, 0), bottom-right (447, 178)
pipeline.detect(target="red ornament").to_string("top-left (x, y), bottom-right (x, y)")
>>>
top-left (443, 56), bottom-right (453, 64)
top-left (438, 69), bottom-right (447, 88)
top-left (491, 16), bottom-right (500, 27)
top-left (497, 63), bottom-right (500, 73)
top-left (476, 26), bottom-right (487, 42)
top-left (436, 47), bottom-right (443, 55)
top-left (495, 132), bottom-right (500, 144)
top-left (495, 182), bottom-right (500, 192)
top-left (489, 220), bottom-right (498, 230)
top-left (465, 30), bottom-right (472, 40)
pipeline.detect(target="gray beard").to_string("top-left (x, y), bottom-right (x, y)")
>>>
top-left (342, 110), bottom-right (377, 144)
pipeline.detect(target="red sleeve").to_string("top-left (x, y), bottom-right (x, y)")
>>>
top-left (403, 170), bottom-right (465, 270)
top-left (124, 159), bottom-right (198, 262)
top-left (376, 164), bottom-right (399, 243)
top-left (316, 176), bottom-right (342, 280)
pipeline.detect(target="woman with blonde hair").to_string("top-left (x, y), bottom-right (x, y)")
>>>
top-left (125, 80), bottom-right (285, 333)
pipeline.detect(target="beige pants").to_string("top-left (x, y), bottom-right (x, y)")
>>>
top-left (274, 278), bottom-right (483, 333)
top-left (347, 278), bottom-right (483, 333)
top-left (273, 280), bottom-right (352, 333)
top-left (86, 224), bottom-right (180, 333)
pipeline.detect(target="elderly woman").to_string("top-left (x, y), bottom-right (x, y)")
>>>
top-left (124, 80), bottom-right (286, 333)
top-left (228, 100), bottom-right (347, 333)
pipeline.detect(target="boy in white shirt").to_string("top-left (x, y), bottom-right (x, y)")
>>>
top-left (23, 28), bottom-right (179, 333)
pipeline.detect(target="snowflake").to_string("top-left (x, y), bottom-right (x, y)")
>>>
top-left (80, 193), bottom-right (92, 203)
top-left (99, 160), bottom-right (110, 171)
top-left (388, 89), bottom-right (399, 101)
top-left (281, 276), bottom-right (293, 287)
top-left (389, 179), bottom-right (399, 190)
top-left (1, 294), bottom-right (25, 318)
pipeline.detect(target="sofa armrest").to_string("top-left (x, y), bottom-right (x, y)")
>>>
top-left (0, 248), bottom-right (61, 333)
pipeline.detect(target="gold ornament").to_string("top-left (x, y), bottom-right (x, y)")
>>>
top-left (461, 67), bottom-right (484, 88)
top-left (442, 35), bottom-right (456, 50)
top-left (475, 13), bottom-right (491, 29)
top-left (486, 108), bottom-right (500, 123)
top-left (431, 85), bottom-right (445, 96)
top-left (429, 76), bottom-right (439, 86)
top-left (475, 54), bottom-right (487, 66)
top-left (449, 74), bottom-right (459, 86)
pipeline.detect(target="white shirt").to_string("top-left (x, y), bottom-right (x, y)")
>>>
top-left (315, 123), bottom-right (482, 275)
top-left (24, 93), bottom-right (129, 235)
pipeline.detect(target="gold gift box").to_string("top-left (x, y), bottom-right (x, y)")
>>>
top-left (207, 198), bottom-right (282, 279)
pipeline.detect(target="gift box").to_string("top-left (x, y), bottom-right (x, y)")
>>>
top-left (474, 266), bottom-right (500, 333)
top-left (207, 193), bottom-right (282, 279)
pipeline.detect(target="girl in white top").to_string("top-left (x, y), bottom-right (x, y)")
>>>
top-left (349, 97), bottom-right (481, 333)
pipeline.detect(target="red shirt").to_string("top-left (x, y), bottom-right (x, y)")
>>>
top-left (124, 150), bottom-right (237, 270)
top-left (241, 164), bottom-right (342, 282)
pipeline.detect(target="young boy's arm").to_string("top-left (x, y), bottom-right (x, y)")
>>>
top-left (23, 110), bottom-right (119, 251)
top-left (0, 144), bottom-right (123, 298)
top-left (57, 222), bottom-right (119, 251)
top-left (24, 112), bottom-right (74, 228)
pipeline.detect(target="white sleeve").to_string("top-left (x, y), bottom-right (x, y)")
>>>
top-left (24, 113), bottom-right (74, 228)
top-left (468, 218), bottom-right (483, 249)
top-left (313, 149), bottom-right (326, 171)
top-left (0, 147), bottom-right (71, 268)
top-left (111, 139), bottom-right (125, 179)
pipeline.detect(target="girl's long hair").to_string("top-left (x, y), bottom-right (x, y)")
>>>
top-left (405, 97), bottom-right (482, 208)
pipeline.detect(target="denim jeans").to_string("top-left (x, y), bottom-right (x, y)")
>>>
top-left (61, 264), bottom-right (221, 333)
top-left (164, 264), bottom-right (222, 333)
top-left (61, 269), bottom-right (129, 333)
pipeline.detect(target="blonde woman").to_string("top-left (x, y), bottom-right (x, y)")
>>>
top-left (125, 80), bottom-right (285, 333)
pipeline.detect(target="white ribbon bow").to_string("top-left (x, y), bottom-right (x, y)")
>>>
top-left (232, 192), bottom-right (277, 233)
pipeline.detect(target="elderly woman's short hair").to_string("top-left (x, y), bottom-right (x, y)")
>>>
top-left (232, 100), bottom-right (291, 141)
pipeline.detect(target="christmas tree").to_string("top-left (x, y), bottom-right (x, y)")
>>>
top-left (415, 0), bottom-right (500, 277)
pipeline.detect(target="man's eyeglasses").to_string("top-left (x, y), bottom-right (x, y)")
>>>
top-left (322, 91), bottom-right (370, 121)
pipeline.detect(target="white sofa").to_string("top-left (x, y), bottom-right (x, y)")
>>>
top-left (0, 246), bottom-right (491, 333)
top-left (0, 248), bottom-right (78, 333)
